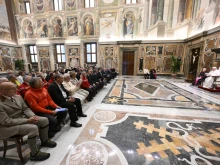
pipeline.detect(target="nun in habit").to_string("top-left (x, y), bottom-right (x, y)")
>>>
top-left (203, 67), bottom-right (220, 88)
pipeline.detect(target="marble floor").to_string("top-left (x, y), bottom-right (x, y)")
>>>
top-left (1, 76), bottom-right (220, 165)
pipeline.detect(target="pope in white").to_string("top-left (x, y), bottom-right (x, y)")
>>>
top-left (203, 67), bottom-right (220, 88)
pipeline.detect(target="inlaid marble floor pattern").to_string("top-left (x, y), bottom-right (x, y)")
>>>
top-left (102, 78), bottom-right (220, 111)
top-left (1, 77), bottom-right (220, 165)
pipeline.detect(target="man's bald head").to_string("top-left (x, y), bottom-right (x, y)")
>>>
top-left (0, 82), bottom-right (17, 97)
top-left (0, 77), bottom-right (8, 84)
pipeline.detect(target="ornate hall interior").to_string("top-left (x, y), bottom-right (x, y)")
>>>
top-left (0, 0), bottom-right (220, 165)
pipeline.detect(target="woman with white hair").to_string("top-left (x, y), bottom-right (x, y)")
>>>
top-left (69, 71), bottom-right (89, 100)
top-left (62, 73), bottom-right (87, 103)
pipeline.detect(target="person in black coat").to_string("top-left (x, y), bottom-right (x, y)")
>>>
top-left (150, 69), bottom-right (156, 79)
top-left (48, 74), bottom-right (87, 127)
top-left (192, 68), bottom-right (207, 86)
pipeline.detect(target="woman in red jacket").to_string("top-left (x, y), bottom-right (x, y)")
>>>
top-left (24, 77), bottom-right (67, 138)
top-left (80, 71), bottom-right (95, 101)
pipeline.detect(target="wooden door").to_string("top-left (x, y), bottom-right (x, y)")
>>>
top-left (122, 51), bottom-right (134, 75)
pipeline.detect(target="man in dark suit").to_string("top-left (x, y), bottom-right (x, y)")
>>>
top-left (48, 74), bottom-right (87, 127)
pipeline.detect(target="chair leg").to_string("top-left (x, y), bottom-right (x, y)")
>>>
top-left (15, 138), bottom-right (24, 162)
top-left (3, 140), bottom-right (7, 157)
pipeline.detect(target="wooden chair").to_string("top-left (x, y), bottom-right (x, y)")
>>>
top-left (1, 135), bottom-right (25, 162)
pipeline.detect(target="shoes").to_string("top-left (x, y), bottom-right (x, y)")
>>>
top-left (48, 131), bottom-right (56, 138)
top-left (70, 122), bottom-right (82, 127)
top-left (52, 126), bottom-right (61, 132)
top-left (78, 113), bottom-right (87, 117)
top-left (30, 151), bottom-right (50, 161)
top-left (41, 140), bottom-right (57, 148)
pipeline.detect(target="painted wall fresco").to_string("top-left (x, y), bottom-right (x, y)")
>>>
top-left (100, 16), bottom-right (115, 39)
top-left (52, 17), bottom-right (63, 37)
top-left (65, 0), bottom-right (76, 10)
top-left (0, 45), bottom-right (22, 71)
top-left (67, 46), bottom-right (80, 68)
top-left (37, 19), bottom-right (48, 38)
top-left (123, 12), bottom-right (135, 38)
top-left (12, 0), bottom-right (220, 42)
top-left (35, 0), bottom-right (44, 12)
top-left (23, 19), bottom-right (33, 38)
top-left (67, 17), bottom-right (78, 36)
top-left (83, 15), bottom-right (94, 36)
top-left (0, 0), bottom-right (11, 41)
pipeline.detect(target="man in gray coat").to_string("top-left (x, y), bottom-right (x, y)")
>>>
top-left (0, 82), bottom-right (57, 161)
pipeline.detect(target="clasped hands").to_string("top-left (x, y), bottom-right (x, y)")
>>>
top-left (67, 96), bottom-right (75, 103)
top-left (27, 116), bottom-right (39, 124)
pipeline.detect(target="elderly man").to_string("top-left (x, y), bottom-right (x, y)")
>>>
top-left (203, 67), bottom-right (220, 88)
top-left (18, 75), bottom-right (31, 98)
top-left (0, 77), bottom-right (8, 84)
top-left (0, 82), bottom-right (56, 161)
top-left (48, 74), bottom-right (87, 127)
top-left (25, 78), bottom-right (67, 138)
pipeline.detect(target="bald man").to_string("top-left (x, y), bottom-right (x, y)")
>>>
top-left (0, 82), bottom-right (57, 161)
top-left (0, 77), bottom-right (8, 84)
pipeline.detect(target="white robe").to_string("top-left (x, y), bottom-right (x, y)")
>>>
top-left (203, 70), bottom-right (220, 88)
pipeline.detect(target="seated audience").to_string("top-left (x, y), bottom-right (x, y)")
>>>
top-left (25, 78), bottom-right (67, 138)
top-left (87, 70), bottom-right (100, 92)
top-left (48, 74), bottom-right (87, 127)
top-left (150, 69), bottom-right (157, 79)
top-left (69, 71), bottom-right (89, 101)
top-left (18, 75), bottom-right (31, 98)
top-left (62, 73), bottom-right (86, 103)
top-left (7, 74), bottom-right (21, 87)
top-left (37, 73), bottom-right (49, 89)
top-left (0, 82), bottom-right (56, 161)
top-left (48, 72), bottom-right (55, 85)
top-left (16, 70), bottom-right (25, 84)
top-left (0, 77), bottom-right (8, 84)
top-left (203, 67), bottom-right (220, 88)
top-left (192, 68), bottom-right (207, 86)
top-left (42, 69), bottom-right (47, 79)
top-left (92, 69), bottom-right (104, 90)
top-left (81, 71), bottom-right (96, 101)
top-left (144, 67), bottom-right (150, 79)
top-left (45, 71), bottom-right (51, 82)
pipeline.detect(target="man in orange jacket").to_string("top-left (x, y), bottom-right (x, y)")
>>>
top-left (24, 77), bottom-right (67, 138)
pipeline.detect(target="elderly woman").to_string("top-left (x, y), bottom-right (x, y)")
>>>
top-left (62, 73), bottom-right (87, 103)
top-left (69, 71), bottom-right (89, 100)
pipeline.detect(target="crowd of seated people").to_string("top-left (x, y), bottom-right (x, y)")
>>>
top-left (0, 66), bottom-right (117, 161)
top-left (192, 67), bottom-right (220, 89)
top-left (144, 67), bottom-right (157, 79)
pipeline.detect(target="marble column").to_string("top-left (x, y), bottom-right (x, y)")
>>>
top-left (192, 0), bottom-right (198, 20)
top-left (177, 0), bottom-right (186, 23)
top-left (145, 0), bottom-right (150, 28)
top-left (184, 0), bottom-right (193, 20)
top-left (21, 45), bottom-right (28, 72)
top-left (157, 0), bottom-right (165, 21)
top-left (150, 0), bottom-right (158, 25)
top-left (49, 43), bottom-right (55, 71)
top-left (167, 0), bottom-right (174, 28)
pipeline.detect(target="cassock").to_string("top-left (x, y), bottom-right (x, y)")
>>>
top-left (203, 68), bottom-right (220, 88)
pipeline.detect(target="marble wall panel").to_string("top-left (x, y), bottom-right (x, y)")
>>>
top-left (0, 0), bottom-right (12, 41)
top-left (204, 37), bottom-right (218, 52)
top-left (164, 45), bottom-right (177, 56)
top-left (163, 57), bottom-right (172, 72)
top-left (0, 45), bottom-right (22, 71)
top-left (203, 52), bottom-right (215, 72)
